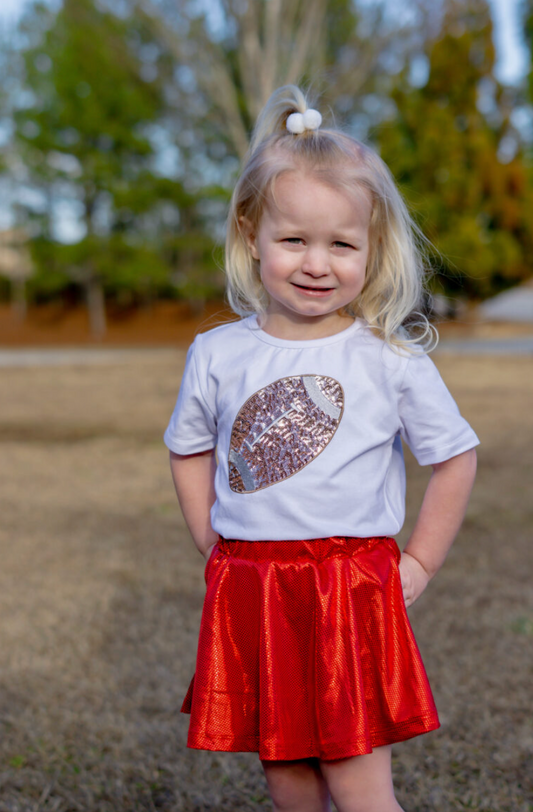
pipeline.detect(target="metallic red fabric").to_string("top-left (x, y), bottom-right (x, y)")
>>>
top-left (181, 536), bottom-right (439, 761)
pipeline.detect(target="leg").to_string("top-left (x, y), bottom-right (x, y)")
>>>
top-left (261, 757), bottom-right (331, 812)
top-left (319, 745), bottom-right (404, 812)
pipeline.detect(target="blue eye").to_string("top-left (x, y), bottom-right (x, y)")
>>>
top-left (334, 241), bottom-right (354, 249)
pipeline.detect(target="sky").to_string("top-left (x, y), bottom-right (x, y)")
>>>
top-left (0, 0), bottom-right (530, 85)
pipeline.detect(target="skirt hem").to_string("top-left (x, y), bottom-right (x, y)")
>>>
top-left (183, 711), bottom-right (440, 761)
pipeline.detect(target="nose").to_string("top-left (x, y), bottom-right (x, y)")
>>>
top-left (301, 245), bottom-right (330, 277)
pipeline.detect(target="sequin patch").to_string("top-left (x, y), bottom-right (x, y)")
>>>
top-left (228, 375), bottom-right (344, 494)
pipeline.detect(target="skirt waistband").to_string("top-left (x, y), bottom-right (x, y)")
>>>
top-left (216, 535), bottom-right (399, 563)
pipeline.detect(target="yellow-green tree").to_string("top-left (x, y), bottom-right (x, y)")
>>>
top-left (378, 0), bottom-right (533, 300)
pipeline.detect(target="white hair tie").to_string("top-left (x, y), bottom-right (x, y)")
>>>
top-left (286, 109), bottom-right (322, 134)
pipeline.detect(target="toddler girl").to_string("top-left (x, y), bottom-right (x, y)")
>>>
top-left (164, 85), bottom-right (478, 812)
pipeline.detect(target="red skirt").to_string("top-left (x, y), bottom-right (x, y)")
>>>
top-left (181, 536), bottom-right (439, 761)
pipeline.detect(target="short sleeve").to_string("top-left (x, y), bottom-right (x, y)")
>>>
top-left (398, 353), bottom-right (479, 465)
top-left (163, 337), bottom-right (217, 454)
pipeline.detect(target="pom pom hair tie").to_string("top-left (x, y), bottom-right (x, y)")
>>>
top-left (286, 109), bottom-right (322, 134)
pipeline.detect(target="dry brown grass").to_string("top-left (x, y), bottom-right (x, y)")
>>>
top-left (0, 351), bottom-right (532, 811)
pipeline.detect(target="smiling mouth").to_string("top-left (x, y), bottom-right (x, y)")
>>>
top-left (292, 284), bottom-right (335, 292)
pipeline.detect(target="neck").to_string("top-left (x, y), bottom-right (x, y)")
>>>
top-left (257, 312), bottom-right (355, 341)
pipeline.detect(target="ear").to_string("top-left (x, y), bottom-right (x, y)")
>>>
top-left (239, 216), bottom-right (260, 261)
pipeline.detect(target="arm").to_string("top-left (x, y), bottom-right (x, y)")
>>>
top-left (400, 447), bottom-right (477, 607)
top-left (169, 448), bottom-right (218, 560)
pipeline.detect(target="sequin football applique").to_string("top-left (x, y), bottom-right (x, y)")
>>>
top-left (228, 375), bottom-right (344, 494)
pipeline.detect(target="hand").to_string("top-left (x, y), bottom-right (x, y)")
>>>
top-left (398, 552), bottom-right (430, 608)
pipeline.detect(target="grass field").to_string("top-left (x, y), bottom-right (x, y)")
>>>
top-left (0, 351), bottom-right (532, 811)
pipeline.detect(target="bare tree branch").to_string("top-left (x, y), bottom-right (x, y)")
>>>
top-left (263, 0), bottom-right (282, 103)
top-left (285, 0), bottom-right (327, 88)
top-left (139, 0), bottom-right (426, 162)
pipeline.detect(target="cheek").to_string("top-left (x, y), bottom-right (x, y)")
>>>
top-left (343, 255), bottom-right (367, 281)
top-left (357, 251), bottom-right (369, 275)
top-left (260, 249), bottom-right (291, 278)
top-left (260, 265), bottom-right (284, 294)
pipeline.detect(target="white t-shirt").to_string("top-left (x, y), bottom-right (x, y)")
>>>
top-left (164, 316), bottom-right (479, 541)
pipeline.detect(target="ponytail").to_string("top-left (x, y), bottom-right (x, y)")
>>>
top-left (249, 85), bottom-right (314, 154)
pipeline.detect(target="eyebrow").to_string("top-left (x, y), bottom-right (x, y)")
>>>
top-left (270, 222), bottom-right (367, 238)
top-left (264, 205), bottom-right (369, 237)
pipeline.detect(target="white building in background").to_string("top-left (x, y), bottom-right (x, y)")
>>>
top-left (477, 281), bottom-right (533, 323)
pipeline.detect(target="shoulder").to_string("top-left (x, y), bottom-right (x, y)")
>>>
top-left (355, 321), bottom-right (426, 372)
top-left (399, 344), bottom-right (451, 399)
top-left (352, 322), bottom-right (445, 393)
top-left (189, 316), bottom-right (252, 356)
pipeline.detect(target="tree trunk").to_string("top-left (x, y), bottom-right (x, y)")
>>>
top-left (86, 275), bottom-right (107, 338)
top-left (11, 278), bottom-right (27, 321)
top-left (83, 193), bottom-right (107, 338)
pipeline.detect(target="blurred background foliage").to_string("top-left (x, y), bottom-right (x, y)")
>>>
top-left (0, 0), bottom-right (532, 333)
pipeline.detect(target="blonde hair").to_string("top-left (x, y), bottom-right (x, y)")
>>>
top-left (225, 85), bottom-right (437, 352)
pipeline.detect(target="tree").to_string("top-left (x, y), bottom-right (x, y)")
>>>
top-left (140, 0), bottom-right (422, 169)
top-left (378, 0), bottom-right (533, 300)
top-left (13, 0), bottom-right (177, 335)
top-left (0, 229), bottom-right (33, 319)
top-left (0, 22), bottom-right (31, 318)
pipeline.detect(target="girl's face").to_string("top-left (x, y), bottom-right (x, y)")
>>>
top-left (243, 170), bottom-right (372, 339)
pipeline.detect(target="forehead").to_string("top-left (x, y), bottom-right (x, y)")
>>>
top-left (265, 170), bottom-right (372, 230)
